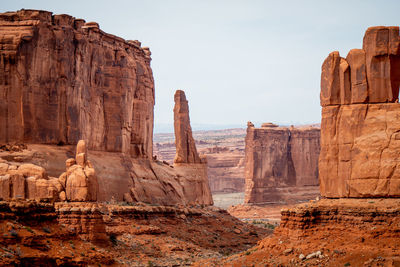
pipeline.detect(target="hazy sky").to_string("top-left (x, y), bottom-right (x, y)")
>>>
top-left (2, 1), bottom-right (400, 132)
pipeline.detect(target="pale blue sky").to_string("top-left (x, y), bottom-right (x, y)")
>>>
top-left (2, 1), bottom-right (400, 132)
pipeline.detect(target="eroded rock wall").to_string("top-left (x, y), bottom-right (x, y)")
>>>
top-left (0, 9), bottom-right (154, 158)
top-left (244, 123), bottom-right (320, 204)
top-left (0, 10), bottom-right (214, 205)
top-left (319, 26), bottom-right (400, 197)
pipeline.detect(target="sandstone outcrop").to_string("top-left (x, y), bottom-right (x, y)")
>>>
top-left (320, 26), bottom-right (400, 106)
top-left (0, 9), bottom-right (154, 158)
top-left (319, 26), bottom-right (400, 197)
top-left (62, 140), bottom-right (99, 201)
top-left (244, 123), bottom-right (320, 204)
top-left (173, 90), bottom-right (202, 164)
top-left (0, 160), bottom-right (61, 202)
top-left (219, 199), bottom-right (400, 266)
top-left (171, 90), bottom-right (213, 205)
top-left (0, 10), bottom-right (213, 205)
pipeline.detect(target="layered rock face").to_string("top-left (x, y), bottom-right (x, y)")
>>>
top-left (0, 161), bottom-right (61, 202)
top-left (0, 10), bottom-right (213, 205)
top-left (206, 148), bottom-right (245, 193)
top-left (320, 26), bottom-right (400, 197)
top-left (0, 9), bottom-right (154, 158)
top-left (244, 123), bottom-right (320, 204)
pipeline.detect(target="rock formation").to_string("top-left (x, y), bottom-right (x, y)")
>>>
top-left (0, 9), bottom-right (154, 158)
top-left (244, 123), bottom-right (320, 204)
top-left (319, 26), bottom-right (400, 197)
top-left (61, 140), bottom-right (99, 201)
top-left (173, 90), bottom-right (202, 164)
top-left (0, 10), bottom-right (213, 206)
top-left (172, 90), bottom-right (213, 205)
top-left (0, 160), bottom-right (61, 202)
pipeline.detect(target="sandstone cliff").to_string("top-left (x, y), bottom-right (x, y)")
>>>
top-left (319, 26), bottom-right (400, 197)
top-left (244, 123), bottom-right (320, 204)
top-left (0, 9), bottom-right (154, 158)
top-left (0, 10), bottom-right (212, 206)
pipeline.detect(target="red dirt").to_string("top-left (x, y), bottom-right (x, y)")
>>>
top-left (0, 201), bottom-right (272, 266)
top-left (196, 198), bottom-right (400, 266)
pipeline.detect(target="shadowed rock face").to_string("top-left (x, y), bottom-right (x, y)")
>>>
top-left (0, 9), bottom-right (154, 158)
top-left (244, 123), bottom-right (320, 204)
top-left (173, 90), bottom-right (202, 164)
top-left (319, 26), bottom-right (400, 197)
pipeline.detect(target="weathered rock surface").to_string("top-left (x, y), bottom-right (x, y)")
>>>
top-left (63, 140), bottom-right (99, 201)
top-left (0, 161), bottom-right (61, 202)
top-left (321, 26), bottom-right (400, 107)
top-left (244, 123), bottom-right (320, 204)
top-left (217, 199), bottom-right (400, 266)
top-left (173, 90), bottom-right (202, 164)
top-left (0, 10), bottom-right (213, 205)
top-left (319, 26), bottom-right (400, 197)
top-left (0, 9), bottom-right (154, 158)
top-left (172, 90), bottom-right (213, 205)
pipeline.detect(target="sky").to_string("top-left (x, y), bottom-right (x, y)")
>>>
top-left (2, 0), bottom-right (400, 132)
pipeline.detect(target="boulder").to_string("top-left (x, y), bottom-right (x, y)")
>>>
top-left (18, 163), bottom-right (48, 179)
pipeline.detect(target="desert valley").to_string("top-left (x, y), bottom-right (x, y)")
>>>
top-left (0, 6), bottom-right (400, 267)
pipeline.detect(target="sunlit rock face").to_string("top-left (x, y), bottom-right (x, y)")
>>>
top-left (0, 10), bottom-right (213, 205)
top-left (319, 26), bottom-right (400, 197)
top-left (0, 9), bottom-right (154, 158)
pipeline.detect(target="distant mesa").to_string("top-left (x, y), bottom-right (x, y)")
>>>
top-left (244, 124), bottom-right (321, 204)
top-left (261, 122), bottom-right (279, 128)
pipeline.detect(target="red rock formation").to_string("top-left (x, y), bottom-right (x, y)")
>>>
top-left (173, 90), bottom-right (202, 164)
top-left (217, 199), bottom-right (400, 266)
top-left (61, 140), bottom-right (99, 202)
top-left (0, 10), bottom-right (213, 206)
top-left (0, 160), bottom-right (61, 202)
top-left (172, 90), bottom-right (213, 205)
top-left (319, 26), bottom-right (400, 197)
top-left (0, 9), bottom-right (154, 158)
top-left (244, 123), bottom-right (320, 204)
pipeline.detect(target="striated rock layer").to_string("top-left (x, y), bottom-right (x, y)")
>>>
top-left (244, 123), bottom-right (320, 204)
top-left (217, 199), bottom-right (400, 266)
top-left (0, 9), bottom-right (154, 158)
top-left (0, 10), bottom-right (212, 205)
top-left (319, 26), bottom-right (400, 197)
